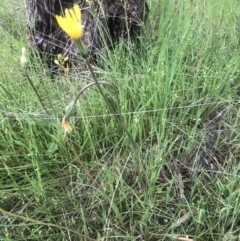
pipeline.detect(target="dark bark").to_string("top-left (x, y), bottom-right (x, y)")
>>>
top-left (26, 0), bottom-right (148, 71)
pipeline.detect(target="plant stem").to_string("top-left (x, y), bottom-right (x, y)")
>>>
top-left (23, 69), bottom-right (49, 114)
top-left (85, 60), bottom-right (136, 149)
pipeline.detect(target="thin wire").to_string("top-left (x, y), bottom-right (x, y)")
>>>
top-left (0, 99), bottom-right (237, 120)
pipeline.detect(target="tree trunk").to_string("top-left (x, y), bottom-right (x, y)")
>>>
top-left (26, 0), bottom-right (148, 71)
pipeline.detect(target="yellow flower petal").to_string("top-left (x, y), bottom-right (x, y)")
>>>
top-left (69, 8), bottom-right (76, 22)
top-left (64, 63), bottom-right (69, 74)
top-left (54, 60), bottom-right (60, 66)
top-left (73, 4), bottom-right (81, 22)
top-left (64, 56), bottom-right (69, 62)
top-left (56, 5), bottom-right (83, 40)
top-left (57, 54), bottom-right (62, 60)
top-left (56, 15), bottom-right (68, 34)
top-left (65, 8), bottom-right (72, 24)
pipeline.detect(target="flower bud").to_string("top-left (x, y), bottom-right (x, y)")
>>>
top-left (20, 47), bottom-right (28, 68)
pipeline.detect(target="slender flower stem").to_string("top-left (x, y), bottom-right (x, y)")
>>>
top-left (74, 81), bottom-right (117, 102)
top-left (23, 69), bottom-right (49, 114)
top-left (85, 60), bottom-right (136, 149)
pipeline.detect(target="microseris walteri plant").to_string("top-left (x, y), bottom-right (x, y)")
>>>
top-left (55, 5), bottom-right (136, 148)
top-left (55, 4), bottom-right (88, 58)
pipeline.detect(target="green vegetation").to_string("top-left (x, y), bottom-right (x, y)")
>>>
top-left (1, 0), bottom-right (240, 240)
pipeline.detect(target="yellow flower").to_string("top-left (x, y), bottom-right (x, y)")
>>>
top-left (56, 4), bottom-right (84, 40)
top-left (54, 54), bottom-right (70, 74)
top-left (62, 117), bottom-right (72, 134)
